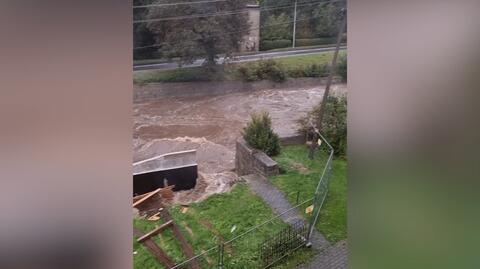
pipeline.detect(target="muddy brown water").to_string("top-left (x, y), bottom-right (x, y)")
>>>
top-left (133, 83), bottom-right (347, 203)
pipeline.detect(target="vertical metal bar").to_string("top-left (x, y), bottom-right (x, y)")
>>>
top-left (218, 243), bottom-right (224, 269)
top-left (292, 0), bottom-right (298, 48)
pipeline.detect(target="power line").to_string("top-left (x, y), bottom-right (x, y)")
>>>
top-left (133, 0), bottom-right (229, 9)
top-left (134, 15), bottom-right (332, 50)
top-left (134, 9), bottom-right (248, 24)
top-left (134, 0), bottom-right (341, 24)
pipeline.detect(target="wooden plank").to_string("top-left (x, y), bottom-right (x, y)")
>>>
top-left (133, 192), bottom-right (151, 203)
top-left (133, 188), bottom-right (164, 202)
top-left (171, 223), bottom-right (200, 269)
top-left (142, 207), bottom-right (164, 217)
top-left (147, 212), bottom-right (161, 221)
top-left (133, 227), bottom-right (176, 268)
top-left (133, 188), bottom-right (161, 208)
top-left (137, 220), bottom-right (173, 243)
top-left (162, 209), bottom-right (201, 269)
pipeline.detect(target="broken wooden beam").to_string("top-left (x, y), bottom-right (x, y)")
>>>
top-left (133, 192), bottom-right (151, 203)
top-left (137, 220), bottom-right (174, 243)
top-left (133, 188), bottom-right (161, 208)
top-left (161, 209), bottom-right (201, 269)
top-left (133, 227), bottom-right (176, 268)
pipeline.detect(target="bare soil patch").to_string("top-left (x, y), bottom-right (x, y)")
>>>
top-left (292, 162), bottom-right (310, 174)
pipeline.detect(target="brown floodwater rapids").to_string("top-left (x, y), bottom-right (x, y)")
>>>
top-left (133, 83), bottom-right (347, 203)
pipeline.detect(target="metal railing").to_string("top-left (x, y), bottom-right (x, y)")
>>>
top-left (307, 131), bottom-right (334, 242)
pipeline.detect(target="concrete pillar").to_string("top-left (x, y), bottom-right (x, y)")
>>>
top-left (241, 4), bottom-right (260, 52)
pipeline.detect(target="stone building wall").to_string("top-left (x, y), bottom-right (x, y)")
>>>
top-left (241, 4), bottom-right (260, 52)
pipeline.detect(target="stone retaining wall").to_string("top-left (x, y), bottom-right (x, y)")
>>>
top-left (235, 138), bottom-right (279, 177)
top-left (235, 134), bottom-right (306, 178)
top-left (279, 134), bottom-right (306, 146)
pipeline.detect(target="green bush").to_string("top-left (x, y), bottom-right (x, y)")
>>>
top-left (243, 112), bottom-right (281, 156)
top-left (297, 95), bottom-right (347, 157)
top-left (322, 95), bottom-right (347, 157)
top-left (295, 37), bottom-right (337, 47)
top-left (336, 55), bottom-right (347, 82)
top-left (256, 60), bottom-right (287, 82)
top-left (260, 39), bottom-right (292, 51)
top-left (304, 63), bottom-right (328, 77)
top-left (237, 60), bottom-right (287, 83)
top-left (286, 67), bottom-right (306, 78)
top-left (287, 63), bottom-right (328, 78)
top-left (236, 65), bottom-right (259, 82)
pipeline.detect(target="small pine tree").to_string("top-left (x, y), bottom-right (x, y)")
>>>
top-left (243, 112), bottom-right (281, 156)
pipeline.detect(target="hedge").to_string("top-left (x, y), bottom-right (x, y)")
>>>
top-left (260, 39), bottom-right (292, 51)
top-left (261, 35), bottom-right (347, 51)
top-left (295, 37), bottom-right (341, 47)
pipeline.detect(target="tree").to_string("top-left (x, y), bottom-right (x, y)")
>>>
top-left (145, 0), bottom-right (250, 67)
top-left (297, 95), bottom-right (347, 157)
top-left (313, 3), bottom-right (343, 37)
top-left (320, 95), bottom-right (347, 156)
top-left (261, 13), bottom-right (292, 40)
top-left (133, 0), bottom-right (157, 60)
top-left (260, 0), bottom-right (292, 20)
top-left (243, 112), bottom-right (281, 156)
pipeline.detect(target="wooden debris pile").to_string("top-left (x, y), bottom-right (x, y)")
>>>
top-left (133, 186), bottom-right (200, 269)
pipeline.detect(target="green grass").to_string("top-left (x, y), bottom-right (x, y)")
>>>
top-left (133, 144), bottom-right (347, 268)
top-left (134, 183), bottom-right (315, 269)
top-left (274, 51), bottom-right (345, 71)
top-left (133, 67), bottom-right (212, 85)
top-left (133, 51), bottom-right (345, 85)
top-left (271, 145), bottom-right (347, 242)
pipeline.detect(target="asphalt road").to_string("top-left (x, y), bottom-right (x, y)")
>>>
top-left (133, 46), bottom-right (347, 71)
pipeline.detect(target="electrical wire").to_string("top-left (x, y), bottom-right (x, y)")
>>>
top-left (133, 0), bottom-right (343, 24)
top-left (134, 0), bottom-right (229, 9)
top-left (134, 15), bottom-right (334, 50)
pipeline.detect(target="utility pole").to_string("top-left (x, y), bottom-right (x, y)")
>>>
top-left (316, 7), bottom-right (346, 131)
top-left (292, 0), bottom-right (298, 48)
top-left (308, 6), bottom-right (346, 159)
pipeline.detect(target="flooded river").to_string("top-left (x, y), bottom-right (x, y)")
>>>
top-left (133, 83), bottom-right (346, 203)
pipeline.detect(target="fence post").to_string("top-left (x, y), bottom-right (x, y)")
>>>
top-left (218, 243), bottom-right (224, 269)
top-left (306, 193), bottom-right (317, 246)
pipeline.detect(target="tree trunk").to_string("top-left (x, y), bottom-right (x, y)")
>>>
top-left (316, 9), bottom-right (346, 131)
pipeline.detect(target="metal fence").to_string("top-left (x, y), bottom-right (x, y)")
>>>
top-left (168, 132), bottom-right (334, 269)
top-left (308, 131), bottom-right (334, 242)
top-left (260, 220), bottom-right (309, 268)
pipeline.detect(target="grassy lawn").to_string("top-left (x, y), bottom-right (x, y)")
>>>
top-left (133, 51), bottom-right (344, 85)
top-left (134, 67), bottom-right (210, 85)
top-left (134, 183), bottom-right (316, 269)
top-left (274, 51), bottom-right (345, 72)
top-left (271, 145), bottom-right (347, 243)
